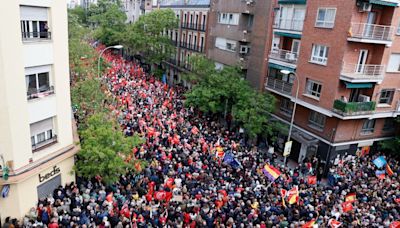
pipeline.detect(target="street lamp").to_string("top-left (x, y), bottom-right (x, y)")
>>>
top-left (280, 70), bottom-right (300, 165)
top-left (97, 45), bottom-right (123, 79)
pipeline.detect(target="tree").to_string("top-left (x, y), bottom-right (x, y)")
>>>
top-left (124, 9), bottom-right (178, 65)
top-left (75, 113), bottom-right (144, 185)
top-left (184, 56), bottom-right (285, 138)
top-left (380, 118), bottom-right (400, 157)
top-left (89, 0), bottom-right (127, 46)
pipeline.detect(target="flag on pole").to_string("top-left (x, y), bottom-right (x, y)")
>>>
top-left (328, 219), bottom-right (342, 228)
top-left (376, 170), bottom-right (386, 180)
top-left (373, 156), bottom-right (387, 168)
top-left (302, 219), bottom-right (316, 228)
top-left (223, 152), bottom-right (242, 169)
top-left (287, 186), bottom-right (299, 205)
top-left (345, 193), bottom-right (356, 203)
top-left (216, 146), bottom-right (225, 159)
top-left (386, 164), bottom-right (394, 176)
top-left (262, 164), bottom-right (281, 182)
top-left (280, 189), bottom-right (287, 207)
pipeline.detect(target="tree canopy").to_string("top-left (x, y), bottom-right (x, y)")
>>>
top-left (124, 9), bottom-right (179, 65)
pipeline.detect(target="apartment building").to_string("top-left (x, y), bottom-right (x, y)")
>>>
top-left (161, 0), bottom-right (210, 86)
top-left (265, 0), bottom-right (400, 167)
top-left (0, 0), bottom-right (78, 219)
top-left (206, 0), bottom-right (274, 89)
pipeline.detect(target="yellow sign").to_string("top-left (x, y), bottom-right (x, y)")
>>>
top-left (283, 141), bottom-right (292, 157)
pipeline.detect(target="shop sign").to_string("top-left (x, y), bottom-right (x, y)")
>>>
top-left (39, 166), bottom-right (60, 183)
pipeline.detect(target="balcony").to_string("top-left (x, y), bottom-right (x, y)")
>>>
top-left (32, 135), bottom-right (58, 152)
top-left (348, 23), bottom-right (394, 45)
top-left (181, 23), bottom-right (206, 31)
top-left (179, 42), bottom-right (204, 53)
top-left (27, 86), bottom-right (54, 100)
top-left (22, 32), bottom-right (51, 41)
top-left (333, 100), bottom-right (376, 116)
top-left (274, 18), bottom-right (304, 33)
top-left (269, 49), bottom-right (298, 68)
top-left (340, 63), bottom-right (385, 83)
top-left (265, 77), bottom-right (293, 95)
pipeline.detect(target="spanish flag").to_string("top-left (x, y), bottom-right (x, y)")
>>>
top-left (345, 193), bottom-right (356, 203)
top-left (287, 186), bottom-right (299, 205)
top-left (262, 164), bottom-right (281, 182)
top-left (280, 189), bottom-right (287, 207)
top-left (328, 219), bottom-right (342, 228)
top-left (302, 219), bottom-right (316, 228)
top-left (386, 164), bottom-right (394, 176)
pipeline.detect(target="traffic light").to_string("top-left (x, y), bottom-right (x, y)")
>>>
top-left (2, 167), bottom-right (9, 181)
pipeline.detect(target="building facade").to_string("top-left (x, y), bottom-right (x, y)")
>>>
top-left (161, 0), bottom-right (210, 87)
top-left (206, 0), bottom-right (274, 89)
top-left (0, 0), bottom-right (78, 220)
top-left (265, 0), bottom-right (400, 166)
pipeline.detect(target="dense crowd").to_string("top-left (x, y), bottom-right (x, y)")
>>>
top-left (6, 45), bottom-right (400, 228)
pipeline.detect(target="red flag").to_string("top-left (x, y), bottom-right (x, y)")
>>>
top-left (191, 126), bottom-right (199, 135)
top-left (328, 219), bottom-right (342, 228)
top-left (386, 164), bottom-right (394, 176)
top-left (345, 193), bottom-right (356, 203)
top-left (165, 191), bottom-right (173, 202)
top-left (395, 198), bottom-right (400, 204)
top-left (302, 219), bottom-right (316, 228)
top-left (280, 189), bottom-right (287, 207)
top-left (341, 201), bottom-right (353, 213)
top-left (154, 191), bottom-right (167, 201)
top-left (390, 221), bottom-right (400, 228)
top-left (307, 176), bottom-right (317, 185)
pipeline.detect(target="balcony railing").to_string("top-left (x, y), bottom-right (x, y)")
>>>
top-left (179, 42), bottom-right (204, 52)
top-left (348, 23), bottom-right (394, 41)
top-left (181, 23), bottom-right (206, 31)
top-left (269, 49), bottom-right (298, 64)
top-left (32, 135), bottom-right (58, 152)
top-left (27, 86), bottom-right (55, 100)
top-left (341, 63), bottom-right (385, 81)
top-left (333, 99), bottom-right (376, 115)
top-left (22, 32), bottom-right (51, 40)
top-left (266, 78), bottom-right (293, 95)
top-left (274, 19), bottom-right (304, 31)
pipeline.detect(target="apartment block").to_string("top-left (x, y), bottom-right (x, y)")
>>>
top-left (206, 0), bottom-right (274, 89)
top-left (265, 0), bottom-right (400, 167)
top-left (161, 0), bottom-right (210, 86)
top-left (0, 0), bottom-right (78, 219)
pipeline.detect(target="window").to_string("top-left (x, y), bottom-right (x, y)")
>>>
top-left (305, 79), bottom-right (322, 98)
top-left (383, 118), bottom-right (395, 131)
top-left (387, 54), bottom-right (400, 72)
top-left (37, 132), bottom-right (46, 143)
top-left (379, 89), bottom-right (395, 104)
top-left (218, 13), bottom-right (239, 25)
top-left (25, 71), bottom-right (51, 99)
top-left (361, 119), bottom-right (375, 134)
top-left (20, 6), bottom-right (50, 40)
top-left (30, 117), bottom-right (56, 152)
top-left (280, 98), bottom-right (293, 116)
top-left (315, 8), bottom-right (336, 28)
top-left (308, 111), bottom-right (326, 130)
top-left (397, 21), bottom-right (400, 35)
top-left (215, 37), bottom-right (237, 52)
top-left (311, 44), bottom-right (329, 65)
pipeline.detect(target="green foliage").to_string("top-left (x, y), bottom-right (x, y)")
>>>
top-left (185, 56), bottom-right (280, 138)
top-left (124, 9), bottom-right (178, 65)
top-left (75, 113), bottom-right (144, 185)
top-left (89, 0), bottom-right (127, 46)
top-left (380, 117), bottom-right (400, 156)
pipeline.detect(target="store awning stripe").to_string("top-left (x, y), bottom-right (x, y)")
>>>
top-left (278, 0), bottom-right (307, 4)
top-left (369, 0), bottom-right (399, 6)
top-left (274, 31), bottom-right (302, 39)
top-left (344, 82), bottom-right (373, 89)
top-left (268, 63), bottom-right (295, 72)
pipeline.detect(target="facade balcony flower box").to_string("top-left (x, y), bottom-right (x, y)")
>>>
top-left (333, 99), bottom-right (376, 116)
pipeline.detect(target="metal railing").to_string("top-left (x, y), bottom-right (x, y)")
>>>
top-left (269, 49), bottom-right (298, 64)
top-left (349, 23), bottom-right (394, 41)
top-left (32, 135), bottom-right (58, 152)
top-left (179, 42), bottom-right (204, 52)
top-left (266, 78), bottom-right (293, 95)
top-left (22, 32), bottom-right (51, 40)
top-left (181, 23), bottom-right (206, 31)
top-left (274, 18), bottom-right (304, 31)
top-left (341, 63), bottom-right (385, 78)
top-left (27, 86), bottom-right (55, 100)
top-left (333, 99), bottom-right (376, 115)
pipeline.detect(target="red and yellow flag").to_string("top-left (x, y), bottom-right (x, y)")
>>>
top-left (345, 193), bottom-right (356, 203)
top-left (302, 219), bottom-right (316, 228)
top-left (287, 186), bottom-right (299, 205)
top-left (386, 164), bottom-right (394, 176)
top-left (280, 189), bottom-right (287, 207)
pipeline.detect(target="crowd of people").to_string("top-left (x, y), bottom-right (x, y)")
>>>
top-left (8, 45), bottom-right (400, 228)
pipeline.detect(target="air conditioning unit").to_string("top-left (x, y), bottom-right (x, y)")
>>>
top-left (358, 95), bottom-right (371, 102)
top-left (240, 45), bottom-right (250, 54)
top-left (359, 2), bottom-right (372, 12)
top-left (285, 53), bottom-right (296, 61)
top-left (246, 0), bottom-right (254, 5)
top-left (243, 30), bottom-right (248, 34)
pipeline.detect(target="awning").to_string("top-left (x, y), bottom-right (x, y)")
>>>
top-left (344, 82), bottom-right (373, 89)
top-left (278, 0), bottom-right (307, 4)
top-left (274, 31), bottom-right (302, 39)
top-left (269, 63), bottom-right (295, 72)
top-left (369, 0), bottom-right (399, 7)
